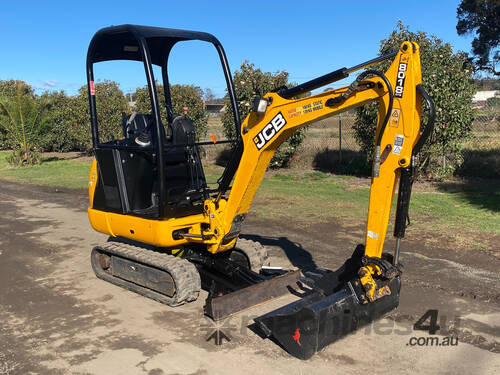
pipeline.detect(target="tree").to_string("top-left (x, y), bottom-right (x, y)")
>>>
top-left (72, 80), bottom-right (128, 151)
top-left (203, 88), bottom-right (216, 102)
top-left (38, 91), bottom-right (82, 152)
top-left (134, 84), bottom-right (208, 139)
top-left (0, 80), bottom-right (34, 149)
top-left (0, 81), bottom-right (49, 166)
top-left (221, 61), bottom-right (306, 168)
top-left (0, 79), bottom-right (34, 98)
top-left (456, 0), bottom-right (500, 75)
top-left (354, 22), bottom-right (475, 178)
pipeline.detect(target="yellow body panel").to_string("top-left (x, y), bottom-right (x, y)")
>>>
top-left (88, 159), bottom-right (212, 247)
top-left (87, 208), bottom-right (209, 247)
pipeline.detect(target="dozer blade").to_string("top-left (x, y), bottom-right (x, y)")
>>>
top-left (204, 270), bottom-right (301, 320)
top-left (255, 276), bottom-right (401, 360)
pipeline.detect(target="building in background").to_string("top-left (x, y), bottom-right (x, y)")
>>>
top-left (204, 99), bottom-right (225, 117)
top-left (473, 90), bottom-right (499, 108)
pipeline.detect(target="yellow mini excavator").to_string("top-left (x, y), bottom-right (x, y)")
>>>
top-left (86, 25), bottom-right (434, 359)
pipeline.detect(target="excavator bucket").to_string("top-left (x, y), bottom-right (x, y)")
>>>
top-left (254, 251), bottom-right (401, 359)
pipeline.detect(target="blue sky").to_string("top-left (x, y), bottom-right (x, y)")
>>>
top-left (0, 0), bottom-right (473, 97)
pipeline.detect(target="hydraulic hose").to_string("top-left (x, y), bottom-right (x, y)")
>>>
top-left (413, 84), bottom-right (435, 155)
top-left (325, 68), bottom-right (393, 176)
top-left (355, 69), bottom-right (394, 177)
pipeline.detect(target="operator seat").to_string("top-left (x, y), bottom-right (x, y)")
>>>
top-left (122, 112), bottom-right (154, 146)
top-left (163, 116), bottom-right (207, 216)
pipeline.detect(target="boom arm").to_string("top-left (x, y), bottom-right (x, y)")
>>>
top-left (203, 42), bottom-right (428, 259)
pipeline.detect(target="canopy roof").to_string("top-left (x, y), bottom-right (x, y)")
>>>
top-left (87, 24), bottom-right (220, 66)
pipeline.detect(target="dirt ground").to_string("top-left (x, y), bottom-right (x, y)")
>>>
top-left (0, 180), bottom-right (499, 375)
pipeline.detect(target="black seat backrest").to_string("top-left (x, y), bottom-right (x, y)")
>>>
top-left (171, 116), bottom-right (195, 145)
top-left (122, 113), bottom-right (153, 140)
top-left (163, 116), bottom-right (206, 209)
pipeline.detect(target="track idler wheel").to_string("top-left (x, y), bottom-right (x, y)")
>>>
top-left (229, 238), bottom-right (270, 272)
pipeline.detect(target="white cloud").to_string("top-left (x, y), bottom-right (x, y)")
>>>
top-left (29, 80), bottom-right (84, 95)
top-left (31, 79), bottom-right (60, 91)
top-left (43, 79), bottom-right (58, 88)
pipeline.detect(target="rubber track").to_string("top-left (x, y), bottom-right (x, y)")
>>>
top-left (234, 238), bottom-right (270, 272)
top-left (91, 242), bottom-right (200, 307)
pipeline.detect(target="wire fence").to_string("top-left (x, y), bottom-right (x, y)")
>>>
top-left (205, 103), bottom-right (500, 178)
top-left (295, 103), bottom-right (500, 177)
top-left (469, 101), bottom-right (500, 149)
top-left (458, 101), bottom-right (500, 178)
top-left (293, 112), bottom-right (360, 171)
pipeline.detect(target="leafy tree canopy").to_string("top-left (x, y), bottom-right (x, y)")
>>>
top-left (472, 77), bottom-right (500, 90)
top-left (221, 61), bottom-right (306, 168)
top-left (354, 22), bottom-right (475, 178)
top-left (0, 79), bottom-right (34, 98)
top-left (457, 0), bottom-right (500, 75)
top-left (73, 80), bottom-right (128, 151)
top-left (0, 81), bottom-right (49, 165)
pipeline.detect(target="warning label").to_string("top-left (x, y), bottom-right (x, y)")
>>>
top-left (389, 108), bottom-right (401, 128)
top-left (392, 134), bottom-right (404, 155)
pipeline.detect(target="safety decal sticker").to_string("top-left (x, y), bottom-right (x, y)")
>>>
top-left (254, 112), bottom-right (287, 150)
top-left (394, 55), bottom-right (408, 98)
top-left (367, 230), bottom-right (379, 240)
top-left (389, 108), bottom-right (401, 128)
top-left (392, 134), bottom-right (404, 155)
top-left (287, 100), bottom-right (323, 118)
top-left (89, 81), bottom-right (95, 96)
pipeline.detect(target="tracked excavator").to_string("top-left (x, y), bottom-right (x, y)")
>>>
top-left (86, 25), bottom-right (434, 359)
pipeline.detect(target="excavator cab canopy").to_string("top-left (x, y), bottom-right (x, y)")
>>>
top-left (88, 24), bottom-right (220, 65)
top-left (86, 25), bottom-right (240, 219)
top-left (86, 24), bottom-right (240, 145)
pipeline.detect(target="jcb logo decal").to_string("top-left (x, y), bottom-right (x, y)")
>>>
top-left (253, 112), bottom-right (287, 150)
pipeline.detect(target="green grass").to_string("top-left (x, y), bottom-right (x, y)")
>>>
top-left (253, 171), bottom-right (500, 236)
top-left (254, 172), bottom-right (369, 223)
top-left (410, 186), bottom-right (500, 234)
top-left (1, 151), bottom-right (498, 237)
top-left (0, 151), bottom-right (92, 189)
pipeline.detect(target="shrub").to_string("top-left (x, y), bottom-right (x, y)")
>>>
top-left (353, 22), bottom-right (475, 178)
top-left (72, 80), bottom-right (128, 151)
top-left (0, 81), bottom-right (48, 166)
top-left (221, 61), bottom-right (306, 168)
top-left (38, 91), bottom-right (82, 152)
top-left (0, 80), bottom-right (35, 149)
top-left (6, 147), bottom-right (41, 167)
